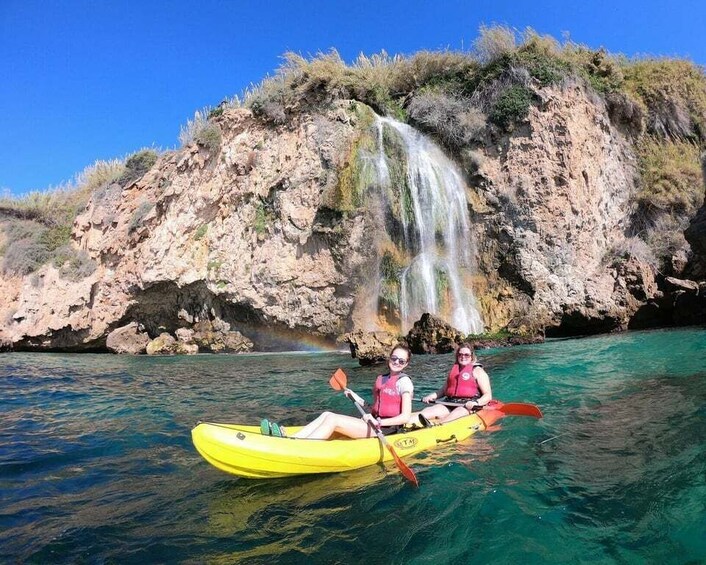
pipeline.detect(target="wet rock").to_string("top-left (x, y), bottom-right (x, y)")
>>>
top-left (146, 332), bottom-right (198, 355)
top-left (191, 320), bottom-right (253, 353)
top-left (106, 322), bottom-right (150, 354)
top-left (405, 313), bottom-right (463, 354)
top-left (342, 329), bottom-right (399, 365)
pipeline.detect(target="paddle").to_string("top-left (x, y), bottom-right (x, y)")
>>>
top-left (329, 368), bottom-right (419, 487)
top-left (413, 397), bottom-right (543, 419)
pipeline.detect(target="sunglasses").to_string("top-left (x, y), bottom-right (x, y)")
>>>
top-left (389, 356), bottom-right (408, 365)
top-left (457, 353), bottom-right (472, 358)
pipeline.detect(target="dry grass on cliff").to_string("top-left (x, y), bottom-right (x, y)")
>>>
top-left (0, 158), bottom-right (124, 227)
top-left (0, 158), bottom-right (125, 277)
top-left (622, 59), bottom-right (706, 140)
top-left (632, 136), bottom-right (705, 263)
top-left (636, 137), bottom-right (704, 221)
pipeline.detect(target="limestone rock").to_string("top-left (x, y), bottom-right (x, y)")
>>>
top-left (146, 332), bottom-right (198, 355)
top-left (106, 322), bottom-right (150, 354)
top-left (192, 320), bottom-right (253, 353)
top-left (342, 330), bottom-right (399, 365)
top-left (405, 313), bottom-right (463, 355)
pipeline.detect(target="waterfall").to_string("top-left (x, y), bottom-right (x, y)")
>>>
top-left (366, 116), bottom-right (484, 335)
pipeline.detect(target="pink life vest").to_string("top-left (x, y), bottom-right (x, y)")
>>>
top-left (444, 363), bottom-right (482, 398)
top-left (372, 373), bottom-right (403, 418)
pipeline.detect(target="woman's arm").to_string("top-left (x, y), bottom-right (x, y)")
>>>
top-left (465, 367), bottom-right (492, 409)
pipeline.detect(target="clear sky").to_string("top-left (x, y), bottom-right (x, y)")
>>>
top-left (2, 0), bottom-right (705, 196)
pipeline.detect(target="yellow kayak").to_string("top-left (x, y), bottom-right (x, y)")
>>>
top-left (191, 407), bottom-right (504, 479)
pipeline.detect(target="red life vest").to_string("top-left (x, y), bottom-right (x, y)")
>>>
top-left (372, 373), bottom-right (403, 418)
top-left (444, 363), bottom-right (482, 398)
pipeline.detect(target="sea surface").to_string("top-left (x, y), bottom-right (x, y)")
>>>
top-left (1, 328), bottom-right (705, 564)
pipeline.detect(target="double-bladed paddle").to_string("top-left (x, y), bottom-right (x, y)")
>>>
top-left (413, 397), bottom-right (543, 419)
top-left (329, 368), bottom-right (419, 487)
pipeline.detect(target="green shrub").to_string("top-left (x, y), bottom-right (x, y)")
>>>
top-left (253, 199), bottom-right (278, 235)
top-left (489, 85), bottom-right (534, 129)
top-left (193, 224), bottom-right (208, 241)
top-left (118, 149), bottom-right (158, 186)
top-left (194, 122), bottom-right (222, 152)
top-left (39, 225), bottom-right (72, 252)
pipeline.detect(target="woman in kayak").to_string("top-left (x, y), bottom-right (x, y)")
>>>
top-left (262, 344), bottom-right (414, 439)
top-left (416, 342), bottom-right (492, 426)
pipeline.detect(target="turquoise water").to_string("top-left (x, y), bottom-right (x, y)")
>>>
top-left (1, 328), bottom-right (705, 564)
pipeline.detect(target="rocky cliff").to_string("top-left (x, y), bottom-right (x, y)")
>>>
top-left (1, 44), bottom-right (705, 353)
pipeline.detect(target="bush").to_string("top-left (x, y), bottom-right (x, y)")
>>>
top-left (2, 238), bottom-right (50, 276)
top-left (489, 85), bottom-right (534, 129)
top-left (407, 91), bottom-right (485, 150)
top-left (635, 137), bottom-right (703, 223)
top-left (193, 224), bottom-right (208, 241)
top-left (52, 246), bottom-right (97, 280)
top-left (622, 59), bottom-right (706, 140)
top-left (75, 159), bottom-right (125, 193)
top-left (194, 122), bottom-right (222, 152)
top-left (607, 236), bottom-right (657, 268)
top-left (118, 149), bottom-right (158, 186)
top-left (179, 109), bottom-right (223, 151)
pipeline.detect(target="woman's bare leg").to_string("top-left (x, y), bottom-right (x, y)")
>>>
top-left (291, 412), bottom-right (332, 438)
top-left (440, 406), bottom-right (472, 423)
top-left (293, 412), bottom-right (374, 440)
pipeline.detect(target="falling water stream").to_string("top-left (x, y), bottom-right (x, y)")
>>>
top-left (370, 117), bottom-right (484, 334)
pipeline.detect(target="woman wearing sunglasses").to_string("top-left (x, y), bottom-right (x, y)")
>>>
top-left (416, 342), bottom-right (492, 426)
top-left (262, 344), bottom-right (414, 439)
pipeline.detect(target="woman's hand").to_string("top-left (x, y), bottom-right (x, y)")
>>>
top-left (363, 413), bottom-right (381, 428)
top-left (422, 392), bottom-right (438, 403)
top-left (465, 400), bottom-right (479, 410)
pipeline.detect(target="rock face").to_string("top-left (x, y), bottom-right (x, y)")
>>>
top-left (470, 83), bottom-right (653, 335)
top-left (0, 84), bottom-right (703, 353)
top-left (0, 104), bottom-right (370, 351)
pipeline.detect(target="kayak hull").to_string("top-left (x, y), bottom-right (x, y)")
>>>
top-left (191, 408), bottom-right (503, 479)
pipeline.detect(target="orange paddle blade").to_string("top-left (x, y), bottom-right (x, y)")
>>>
top-left (329, 368), bottom-right (347, 391)
top-left (385, 443), bottom-right (419, 487)
top-left (487, 400), bottom-right (542, 419)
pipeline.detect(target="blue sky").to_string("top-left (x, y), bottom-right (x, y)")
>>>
top-left (2, 0), bottom-right (705, 196)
